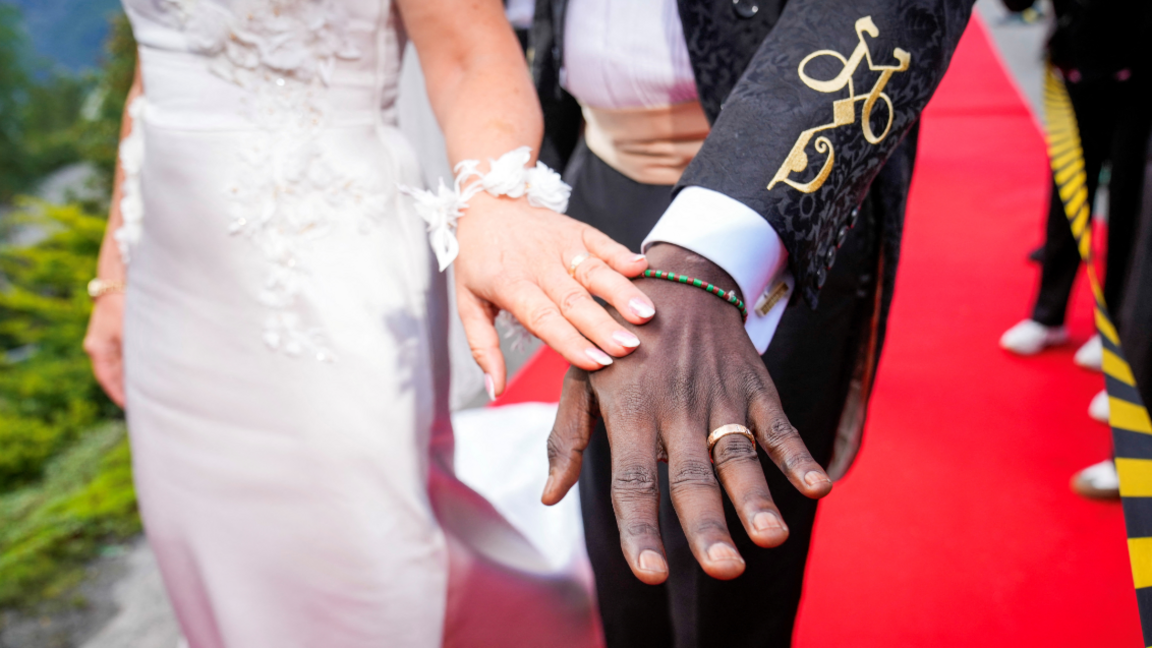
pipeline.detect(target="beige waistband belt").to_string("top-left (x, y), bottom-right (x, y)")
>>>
top-left (581, 100), bottom-right (711, 186)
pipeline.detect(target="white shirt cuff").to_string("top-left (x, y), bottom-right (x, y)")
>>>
top-left (641, 187), bottom-right (792, 354)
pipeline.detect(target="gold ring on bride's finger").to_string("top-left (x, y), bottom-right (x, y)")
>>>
top-left (569, 252), bottom-right (592, 278)
top-left (707, 424), bottom-right (756, 455)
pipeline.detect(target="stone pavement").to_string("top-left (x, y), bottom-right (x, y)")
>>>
top-left (78, 540), bottom-right (180, 648)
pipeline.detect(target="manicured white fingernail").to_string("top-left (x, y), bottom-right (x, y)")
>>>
top-left (638, 550), bottom-right (667, 573)
top-left (629, 298), bottom-right (655, 319)
top-left (585, 347), bottom-right (613, 366)
top-left (484, 373), bottom-right (496, 401)
top-left (631, 254), bottom-right (647, 263)
top-left (612, 330), bottom-right (640, 348)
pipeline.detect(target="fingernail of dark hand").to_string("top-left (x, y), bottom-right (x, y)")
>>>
top-left (707, 543), bottom-right (743, 564)
top-left (638, 549), bottom-right (667, 573)
top-left (753, 512), bottom-right (785, 533)
top-left (804, 470), bottom-right (831, 488)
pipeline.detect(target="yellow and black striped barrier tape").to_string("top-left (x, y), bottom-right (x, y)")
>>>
top-left (1044, 66), bottom-right (1152, 643)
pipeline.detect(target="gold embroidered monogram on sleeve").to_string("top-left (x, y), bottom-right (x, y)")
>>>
top-left (768, 16), bottom-right (911, 194)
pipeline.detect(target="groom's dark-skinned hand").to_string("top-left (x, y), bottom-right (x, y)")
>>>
top-left (541, 243), bottom-right (833, 584)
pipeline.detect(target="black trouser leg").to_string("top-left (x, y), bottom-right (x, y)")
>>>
top-left (564, 143), bottom-right (877, 648)
top-left (1031, 80), bottom-right (1123, 326)
top-left (1119, 133), bottom-right (1152, 408)
top-left (1101, 76), bottom-right (1152, 321)
top-left (1032, 180), bottom-right (1083, 326)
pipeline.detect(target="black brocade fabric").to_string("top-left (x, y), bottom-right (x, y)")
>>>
top-left (677, 0), bottom-right (973, 306)
top-left (676, 0), bottom-right (784, 122)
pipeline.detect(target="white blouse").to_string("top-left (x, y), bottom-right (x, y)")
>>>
top-left (562, 0), bottom-right (698, 109)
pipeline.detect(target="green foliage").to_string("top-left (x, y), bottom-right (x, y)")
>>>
top-left (23, 73), bottom-right (95, 180)
top-left (73, 13), bottom-right (137, 197)
top-left (0, 423), bottom-right (139, 607)
top-left (0, 6), bottom-right (141, 609)
top-left (0, 201), bottom-right (135, 609)
top-left (0, 201), bottom-right (119, 487)
top-left (0, 2), bottom-right (35, 201)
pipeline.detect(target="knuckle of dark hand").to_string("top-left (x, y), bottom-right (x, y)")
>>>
top-left (762, 417), bottom-right (799, 449)
top-left (780, 449), bottom-right (817, 474)
top-left (545, 432), bottom-right (566, 464)
top-left (546, 429), bottom-right (584, 464)
top-left (669, 459), bottom-right (718, 492)
top-left (712, 439), bottom-right (759, 469)
top-left (691, 519), bottom-right (730, 538)
top-left (612, 464), bottom-right (660, 501)
top-left (621, 520), bottom-right (662, 542)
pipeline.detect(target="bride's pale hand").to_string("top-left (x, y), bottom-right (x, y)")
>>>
top-left (454, 191), bottom-right (655, 396)
top-left (83, 294), bottom-right (126, 408)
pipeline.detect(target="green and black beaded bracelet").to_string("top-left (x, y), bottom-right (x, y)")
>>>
top-left (642, 269), bottom-right (748, 322)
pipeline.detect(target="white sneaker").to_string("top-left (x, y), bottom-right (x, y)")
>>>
top-left (999, 319), bottom-right (1068, 355)
top-left (1088, 389), bottom-right (1110, 423)
top-left (1070, 459), bottom-right (1120, 499)
top-left (1074, 334), bottom-right (1103, 371)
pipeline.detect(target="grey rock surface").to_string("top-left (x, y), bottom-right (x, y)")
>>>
top-left (0, 543), bottom-right (132, 648)
top-left (79, 541), bottom-right (180, 648)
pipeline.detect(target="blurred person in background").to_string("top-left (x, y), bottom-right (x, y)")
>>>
top-left (997, 0), bottom-right (1151, 499)
top-left (1119, 134), bottom-right (1152, 449)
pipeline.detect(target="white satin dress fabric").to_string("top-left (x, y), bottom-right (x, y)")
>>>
top-left (119, 1), bottom-right (599, 646)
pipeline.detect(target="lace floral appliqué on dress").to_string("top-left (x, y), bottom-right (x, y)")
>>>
top-left (114, 96), bottom-right (147, 263)
top-left (174, 0), bottom-right (388, 361)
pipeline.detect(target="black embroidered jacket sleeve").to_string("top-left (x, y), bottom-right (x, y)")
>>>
top-left (677, 0), bottom-right (974, 306)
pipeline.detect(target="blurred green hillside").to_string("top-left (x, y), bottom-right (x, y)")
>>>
top-left (0, 3), bottom-right (140, 610)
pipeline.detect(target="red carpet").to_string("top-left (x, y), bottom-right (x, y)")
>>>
top-left (495, 15), bottom-right (1142, 646)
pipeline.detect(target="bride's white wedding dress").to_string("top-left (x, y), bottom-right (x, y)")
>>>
top-left (119, 1), bottom-right (597, 646)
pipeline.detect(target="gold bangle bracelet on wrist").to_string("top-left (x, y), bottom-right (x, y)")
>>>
top-left (87, 278), bottom-right (126, 300)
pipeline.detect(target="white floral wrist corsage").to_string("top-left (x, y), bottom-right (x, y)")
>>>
top-left (399, 146), bottom-right (572, 271)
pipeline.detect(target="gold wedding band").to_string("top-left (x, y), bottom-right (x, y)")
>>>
top-left (568, 252), bottom-right (592, 278)
top-left (707, 424), bottom-right (756, 455)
